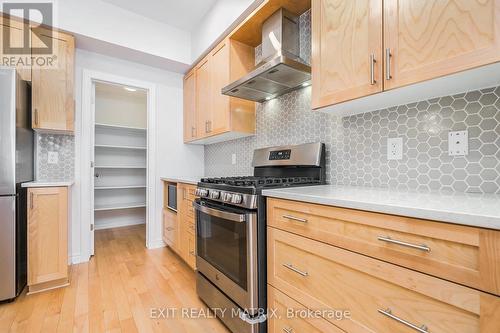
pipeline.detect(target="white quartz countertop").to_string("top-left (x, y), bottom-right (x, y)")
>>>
top-left (262, 185), bottom-right (500, 230)
top-left (22, 181), bottom-right (74, 188)
top-left (160, 176), bottom-right (200, 186)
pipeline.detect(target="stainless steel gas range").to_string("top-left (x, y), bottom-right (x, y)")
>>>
top-left (194, 143), bottom-right (326, 333)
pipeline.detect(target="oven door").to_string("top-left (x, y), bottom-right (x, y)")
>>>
top-left (194, 199), bottom-right (258, 313)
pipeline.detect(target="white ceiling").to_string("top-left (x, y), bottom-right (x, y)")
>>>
top-left (101, 0), bottom-right (217, 31)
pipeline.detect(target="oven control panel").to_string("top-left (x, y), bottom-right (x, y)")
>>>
top-left (269, 149), bottom-right (291, 160)
top-left (195, 187), bottom-right (257, 209)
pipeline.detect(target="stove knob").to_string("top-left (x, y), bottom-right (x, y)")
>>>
top-left (209, 190), bottom-right (220, 199)
top-left (198, 189), bottom-right (209, 197)
top-left (231, 194), bottom-right (243, 204)
top-left (222, 192), bottom-right (233, 202)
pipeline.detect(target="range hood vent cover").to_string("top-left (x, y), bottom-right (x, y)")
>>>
top-left (222, 8), bottom-right (311, 103)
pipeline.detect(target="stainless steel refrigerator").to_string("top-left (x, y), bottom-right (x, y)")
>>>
top-left (0, 68), bottom-right (33, 302)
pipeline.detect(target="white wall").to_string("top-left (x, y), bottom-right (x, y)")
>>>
top-left (72, 49), bottom-right (204, 263)
top-left (191, 0), bottom-right (259, 60)
top-left (2, 0), bottom-right (192, 66)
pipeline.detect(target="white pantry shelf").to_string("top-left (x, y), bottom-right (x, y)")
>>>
top-left (94, 202), bottom-right (146, 211)
top-left (94, 185), bottom-right (147, 190)
top-left (95, 144), bottom-right (147, 150)
top-left (95, 123), bottom-right (146, 132)
top-left (95, 165), bottom-right (147, 169)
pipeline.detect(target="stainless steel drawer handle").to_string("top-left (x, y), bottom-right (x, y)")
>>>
top-left (283, 263), bottom-right (308, 277)
top-left (282, 215), bottom-right (308, 223)
top-left (283, 327), bottom-right (293, 333)
top-left (378, 308), bottom-right (429, 333)
top-left (385, 48), bottom-right (392, 80)
top-left (370, 53), bottom-right (376, 85)
top-left (377, 236), bottom-right (431, 252)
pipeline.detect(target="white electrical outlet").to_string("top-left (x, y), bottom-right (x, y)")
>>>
top-left (387, 137), bottom-right (403, 160)
top-left (231, 153), bottom-right (237, 165)
top-left (48, 151), bottom-right (59, 164)
top-left (448, 130), bottom-right (468, 156)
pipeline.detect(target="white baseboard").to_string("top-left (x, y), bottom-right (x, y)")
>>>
top-left (95, 219), bottom-right (145, 230)
top-left (147, 238), bottom-right (166, 249)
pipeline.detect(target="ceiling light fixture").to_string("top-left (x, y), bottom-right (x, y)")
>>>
top-left (124, 87), bottom-right (137, 92)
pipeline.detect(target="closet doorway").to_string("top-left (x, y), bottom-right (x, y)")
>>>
top-left (91, 82), bottom-right (148, 254)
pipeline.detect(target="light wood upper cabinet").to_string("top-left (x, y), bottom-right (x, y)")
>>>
top-left (312, 0), bottom-right (383, 109)
top-left (183, 70), bottom-right (197, 142)
top-left (195, 56), bottom-right (212, 138)
top-left (27, 187), bottom-right (68, 293)
top-left (210, 41), bottom-right (231, 135)
top-left (0, 17), bottom-right (31, 81)
top-left (31, 28), bottom-right (75, 133)
top-left (184, 38), bottom-right (255, 143)
top-left (384, 0), bottom-right (500, 90)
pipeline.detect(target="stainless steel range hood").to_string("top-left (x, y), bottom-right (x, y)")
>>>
top-left (222, 8), bottom-right (311, 103)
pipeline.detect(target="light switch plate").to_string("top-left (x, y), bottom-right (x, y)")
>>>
top-left (231, 153), bottom-right (237, 165)
top-left (448, 130), bottom-right (468, 156)
top-left (387, 137), bottom-right (403, 160)
top-left (48, 151), bottom-right (59, 164)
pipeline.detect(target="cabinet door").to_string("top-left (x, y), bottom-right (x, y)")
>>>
top-left (384, 0), bottom-right (500, 90)
top-left (31, 28), bottom-right (74, 132)
top-left (210, 40), bottom-right (230, 135)
top-left (28, 187), bottom-right (68, 286)
top-left (195, 57), bottom-right (212, 138)
top-left (0, 17), bottom-right (31, 81)
top-left (183, 70), bottom-right (197, 142)
top-left (312, 0), bottom-right (383, 109)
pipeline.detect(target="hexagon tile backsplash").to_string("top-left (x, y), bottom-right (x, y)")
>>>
top-left (36, 133), bottom-right (75, 181)
top-left (204, 85), bottom-right (500, 194)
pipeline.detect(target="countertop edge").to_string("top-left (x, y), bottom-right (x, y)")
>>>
top-left (262, 189), bottom-right (500, 231)
top-left (160, 177), bottom-right (200, 186)
top-left (22, 181), bottom-right (74, 188)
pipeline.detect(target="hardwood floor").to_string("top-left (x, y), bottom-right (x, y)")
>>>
top-left (0, 225), bottom-right (230, 333)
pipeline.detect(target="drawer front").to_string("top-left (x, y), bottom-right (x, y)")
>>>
top-left (268, 227), bottom-right (500, 333)
top-left (268, 198), bottom-right (500, 295)
top-left (187, 233), bottom-right (196, 269)
top-left (268, 285), bottom-right (344, 333)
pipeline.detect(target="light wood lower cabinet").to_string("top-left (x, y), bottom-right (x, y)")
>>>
top-left (27, 187), bottom-right (69, 294)
top-left (162, 208), bottom-right (178, 252)
top-left (163, 182), bottom-right (197, 270)
top-left (268, 227), bottom-right (500, 333)
top-left (267, 198), bottom-right (500, 296)
top-left (268, 286), bottom-right (344, 333)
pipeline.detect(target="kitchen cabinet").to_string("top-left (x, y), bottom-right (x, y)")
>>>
top-left (312, 0), bottom-right (383, 109)
top-left (177, 183), bottom-right (197, 270)
top-left (31, 28), bottom-right (75, 133)
top-left (267, 197), bottom-right (500, 332)
top-left (312, 0), bottom-right (500, 109)
top-left (163, 208), bottom-right (178, 251)
top-left (184, 38), bottom-right (255, 144)
top-left (268, 226), bottom-right (500, 333)
top-left (384, 0), bottom-right (500, 90)
top-left (27, 187), bottom-right (69, 294)
top-left (268, 197), bottom-right (500, 296)
top-left (163, 181), bottom-right (197, 270)
top-left (195, 56), bottom-right (212, 138)
top-left (183, 70), bottom-right (197, 142)
top-left (0, 16), bottom-right (31, 81)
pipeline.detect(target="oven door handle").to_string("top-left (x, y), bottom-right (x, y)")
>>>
top-left (193, 201), bottom-right (247, 223)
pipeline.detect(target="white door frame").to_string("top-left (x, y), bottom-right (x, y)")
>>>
top-left (80, 69), bottom-right (159, 261)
